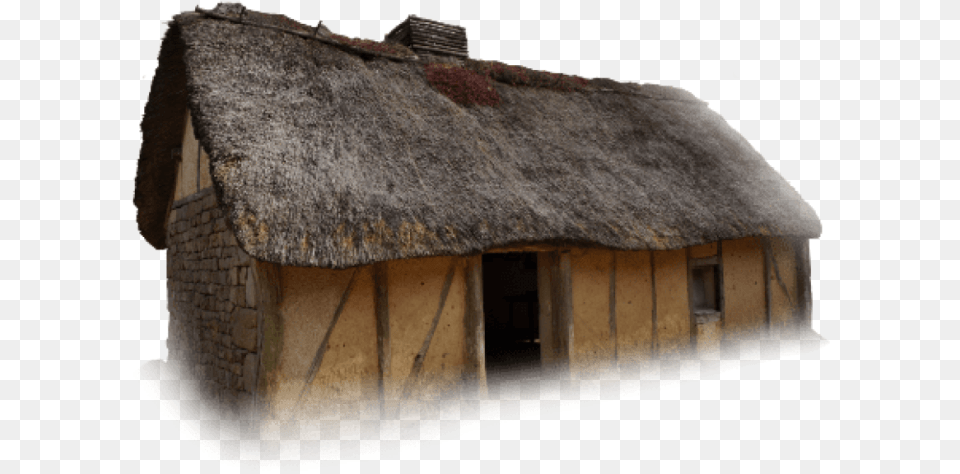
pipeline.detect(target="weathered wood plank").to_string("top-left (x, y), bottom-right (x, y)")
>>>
top-left (608, 251), bottom-right (618, 366)
top-left (717, 240), bottom-right (725, 330)
top-left (762, 237), bottom-right (773, 336)
top-left (411, 40), bottom-right (468, 54)
top-left (554, 251), bottom-right (574, 373)
top-left (686, 248), bottom-right (697, 352)
top-left (373, 262), bottom-right (390, 415)
top-left (410, 33), bottom-right (469, 48)
top-left (252, 260), bottom-right (282, 418)
top-left (650, 250), bottom-right (658, 358)
top-left (463, 255), bottom-right (487, 397)
top-left (409, 16), bottom-right (467, 32)
top-left (537, 252), bottom-right (555, 365)
top-left (794, 237), bottom-right (812, 328)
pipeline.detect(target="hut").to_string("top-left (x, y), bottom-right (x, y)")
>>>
top-left (134, 3), bottom-right (822, 419)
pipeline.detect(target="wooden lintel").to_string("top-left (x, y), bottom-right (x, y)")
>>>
top-left (690, 256), bottom-right (719, 267)
top-left (488, 243), bottom-right (568, 254)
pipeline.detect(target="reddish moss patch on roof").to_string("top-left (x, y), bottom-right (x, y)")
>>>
top-left (330, 33), bottom-right (413, 58)
top-left (424, 63), bottom-right (501, 107)
top-left (464, 58), bottom-right (590, 92)
top-left (424, 59), bottom-right (591, 107)
top-left (261, 12), bottom-right (314, 34)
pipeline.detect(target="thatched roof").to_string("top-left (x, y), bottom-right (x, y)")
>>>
top-left (135, 3), bottom-right (821, 269)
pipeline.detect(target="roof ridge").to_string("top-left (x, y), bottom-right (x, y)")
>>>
top-left (193, 6), bottom-right (419, 62)
top-left (193, 6), bottom-right (705, 104)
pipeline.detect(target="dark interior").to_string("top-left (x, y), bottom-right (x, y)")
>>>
top-left (482, 252), bottom-right (540, 373)
top-left (691, 264), bottom-right (720, 312)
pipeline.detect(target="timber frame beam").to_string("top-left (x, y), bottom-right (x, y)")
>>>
top-left (463, 256), bottom-right (487, 398)
top-left (373, 262), bottom-right (390, 416)
top-left (537, 251), bottom-right (574, 376)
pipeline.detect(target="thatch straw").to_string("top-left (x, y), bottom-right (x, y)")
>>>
top-left (134, 3), bottom-right (821, 269)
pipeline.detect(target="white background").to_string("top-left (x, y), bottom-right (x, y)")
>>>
top-left (6, 0), bottom-right (956, 471)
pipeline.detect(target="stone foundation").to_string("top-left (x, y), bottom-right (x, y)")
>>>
top-left (165, 186), bottom-right (258, 408)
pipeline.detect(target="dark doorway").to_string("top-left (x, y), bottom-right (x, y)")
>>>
top-left (482, 252), bottom-right (540, 374)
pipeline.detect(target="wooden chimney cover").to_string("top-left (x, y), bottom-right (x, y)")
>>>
top-left (385, 15), bottom-right (468, 59)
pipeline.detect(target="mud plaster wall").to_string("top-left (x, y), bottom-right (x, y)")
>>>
top-left (653, 249), bottom-right (690, 357)
top-left (615, 250), bottom-right (653, 363)
top-left (722, 236), bottom-right (766, 337)
top-left (166, 186), bottom-right (259, 407)
top-left (768, 236), bottom-right (798, 333)
top-left (696, 318), bottom-right (722, 355)
top-left (270, 265), bottom-right (378, 415)
top-left (569, 249), bottom-right (614, 371)
top-left (387, 256), bottom-right (466, 399)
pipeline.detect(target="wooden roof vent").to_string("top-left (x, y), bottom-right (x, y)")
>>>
top-left (384, 15), bottom-right (468, 59)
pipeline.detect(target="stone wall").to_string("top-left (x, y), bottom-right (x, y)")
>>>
top-left (165, 186), bottom-right (259, 407)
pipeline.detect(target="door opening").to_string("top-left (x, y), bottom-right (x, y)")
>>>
top-left (482, 252), bottom-right (540, 374)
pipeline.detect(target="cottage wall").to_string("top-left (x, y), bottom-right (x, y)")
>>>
top-left (615, 250), bottom-right (654, 364)
top-left (569, 248), bottom-right (614, 372)
top-left (768, 236), bottom-right (799, 337)
top-left (261, 255), bottom-right (468, 419)
top-left (386, 256), bottom-right (466, 401)
top-left (561, 236), bottom-right (808, 371)
top-left (166, 187), bottom-right (259, 408)
top-left (653, 249), bottom-right (691, 358)
top-left (166, 110), bottom-right (258, 411)
top-left (722, 236), bottom-right (767, 339)
top-left (267, 264), bottom-right (378, 419)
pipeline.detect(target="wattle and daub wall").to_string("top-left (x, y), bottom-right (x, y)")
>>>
top-left (262, 256), bottom-right (470, 419)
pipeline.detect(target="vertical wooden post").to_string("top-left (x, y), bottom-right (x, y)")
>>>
top-left (373, 262), bottom-right (390, 416)
top-left (463, 255), bottom-right (487, 398)
top-left (196, 142), bottom-right (201, 192)
top-left (794, 238), bottom-right (813, 328)
top-left (717, 241), bottom-right (725, 324)
top-left (608, 251), bottom-right (618, 367)
top-left (252, 260), bottom-right (282, 419)
top-left (685, 247), bottom-right (697, 353)
top-left (762, 237), bottom-right (773, 337)
top-left (538, 251), bottom-right (573, 377)
top-left (537, 252), bottom-right (555, 366)
top-left (555, 250), bottom-right (574, 376)
top-left (650, 250), bottom-right (658, 359)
